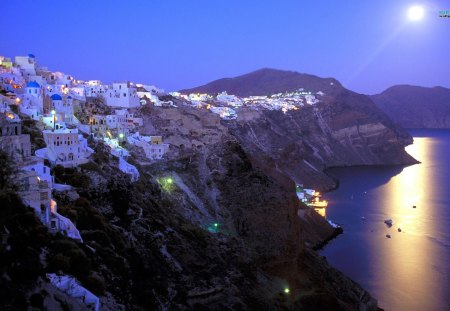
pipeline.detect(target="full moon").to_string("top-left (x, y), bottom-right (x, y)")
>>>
top-left (408, 5), bottom-right (425, 21)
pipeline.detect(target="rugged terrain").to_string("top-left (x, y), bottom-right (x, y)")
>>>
top-left (0, 69), bottom-right (419, 310)
top-left (371, 85), bottom-right (450, 128)
top-left (181, 68), bottom-right (416, 189)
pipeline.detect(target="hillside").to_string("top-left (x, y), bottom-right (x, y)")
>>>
top-left (371, 85), bottom-right (450, 128)
top-left (0, 67), bottom-right (417, 310)
top-left (180, 68), bottom-right (342, 97)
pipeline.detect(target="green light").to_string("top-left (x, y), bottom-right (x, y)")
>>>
top-left (214, 223), bottom-right (218, 228)
top-left (284, 287), bottom-right (290, 294)
top-left (167, 177), bottom-right (173, 184)
top-left (119, 133), bottom-right (124, 138)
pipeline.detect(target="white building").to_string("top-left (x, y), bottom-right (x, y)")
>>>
top-left (0, 112), bottom-right (32, 160)
top-left (50, 94), bottom-right (76, 124)
top-left (216, 92), bottom-right (243, 107)
top-left (15, 55), bottom-right (37, 77)
top-left (189, 93), bottom-right (210, 102)
top-left (210, 106), bottom-right (237, 120)
top-left (37, 127), bottom-right (93, 167)
top-left (21, 158), bottom-right (54, 188)
top-left (20, 81), bottom-right (44, 120)
top-left (127, 133), bottom-right (169, 160)
top-left (104, 82), bottom-right (140, 108)
top-left (69, 86), bottom-right (86, 100)
top-left (18, 168), bottom-right (52, 226)
top-left (85, 84), bottom-right (106, 97)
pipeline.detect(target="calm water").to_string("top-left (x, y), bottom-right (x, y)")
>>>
top-left (320, 129), bottom-right (450, 311)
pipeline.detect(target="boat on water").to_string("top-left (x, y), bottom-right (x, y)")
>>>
top-left (306, 197), bottom-right (328, 208)
top-left (384, 219), bottom-right (393, 226)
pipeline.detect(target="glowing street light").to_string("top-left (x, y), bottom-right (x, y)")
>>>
top-left (284, 287), bottom-right (290, 294)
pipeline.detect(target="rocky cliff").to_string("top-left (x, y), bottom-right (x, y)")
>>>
top-left (0, 69), bottom-right (416, 310)
top-left (229, 89), bottom-right (416, 190)
top-left (371, 85), bottom-right (450, 128)
top-left (180, 68), bottom-right (416, 189)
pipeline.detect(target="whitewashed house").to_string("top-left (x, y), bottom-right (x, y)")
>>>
top-left (128, 133), bottom-right (169, 160)
top-left (36, 127), bottom-right (93, 167)
top-left (104, 82), bottom-right (140, 108)
top-left (20, 81), bottom-right (44, 120)
top-left (0, 112), bottom-right (32, 160)
top-left (88, 115), bottom-right (108, 136)
top-left (15, 55), bottom-right (37, 77)
top-left (18, 168), bottom-right (52, 226)
top-left (50, 94), bottom-right (76, 124)
top-left (85, 84), bottom-right (106, 97)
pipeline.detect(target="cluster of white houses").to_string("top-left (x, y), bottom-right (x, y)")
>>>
top-left (0, 111), bottom-right (82, 242)
top-left (169, 89), bottom-right (323, 120)
top-left (0, 54), bottom-right (169, 165)
top-left (0, 54), bottom-right (174, 310)
top-left (0, 54), bottom-right (171, 241)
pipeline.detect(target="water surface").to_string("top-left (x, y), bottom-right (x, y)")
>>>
top-left (321, 129), bottom-right (450, 311)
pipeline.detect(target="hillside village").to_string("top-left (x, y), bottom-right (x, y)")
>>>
top-left (0, 54), bottom-right (329, 309)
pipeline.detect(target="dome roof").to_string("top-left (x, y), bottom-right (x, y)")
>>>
top-left (28, 54), bottom-right (35, 59)
top-left (50, 94), bottom-right (63, 100)
top-left (67, 95), bottom-right (72, 99)
top-left (26, 81), bottom-right (40, 88)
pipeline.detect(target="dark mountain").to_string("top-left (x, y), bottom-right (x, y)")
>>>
top-left (371, 85), bottom-right (450, 128)
top-left (180, 68), bottom-right (342, 97)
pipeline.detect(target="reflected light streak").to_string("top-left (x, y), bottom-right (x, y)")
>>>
top-left (374, 137), bottom-right (440, 310)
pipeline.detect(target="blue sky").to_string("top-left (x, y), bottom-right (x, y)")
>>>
top-left (1, 0), bottom-right (449, 94)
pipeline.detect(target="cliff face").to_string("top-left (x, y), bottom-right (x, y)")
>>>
top-left (180, 68), bottom-right (416, 189)
top-left (1, 110), bottom-right (380, 310)
top-left (126, 105), bottom-right (381, 310)
top-left (2, 70), bottom-right (411, 309)
top-left (371, 85), bottom-right (450, 128)
top-left (229, 89), bottom-right (416, 190)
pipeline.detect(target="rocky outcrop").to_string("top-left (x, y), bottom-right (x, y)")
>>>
top-left (229, 90), bottom-right (416, 190)
top-left (179, 68), bottom-right (416, 189)
top-left (371, 85), bottom-right (450, 128)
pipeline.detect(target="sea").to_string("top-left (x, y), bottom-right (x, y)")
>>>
top-left (320, 129), bottom-right (450, 311)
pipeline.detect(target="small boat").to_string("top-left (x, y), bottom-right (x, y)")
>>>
top-left (306, 197), bottom-right (328, 208)
top-left (386, 234), bottom-right (391, 238)
top-left (384, 219), bottom-right (393, 227)
top-left (361, 216), bottom-right (366, 221)
top-left (413, 205), bottom-right (417, 208)
top-left (398, 228), bottom-right (402, 232)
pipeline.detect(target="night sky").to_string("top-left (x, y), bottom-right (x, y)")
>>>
top-left (1, 0), bottom-right (449, 94)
